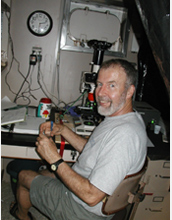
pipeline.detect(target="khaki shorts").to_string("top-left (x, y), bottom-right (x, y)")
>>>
top-left (30, 175), bottom-right (111, 220)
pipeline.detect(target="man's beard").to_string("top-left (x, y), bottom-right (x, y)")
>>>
top-left (96, 92), bottom-right (127, 116)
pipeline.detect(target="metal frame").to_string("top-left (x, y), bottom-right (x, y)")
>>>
top-left (60, 0), bottom-right (130, 57)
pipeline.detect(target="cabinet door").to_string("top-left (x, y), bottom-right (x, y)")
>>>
top-left (133, 191), bottom-right (170, 220)
top-left (132, 160), bottom-right (170, 220)
top-left (143, 160), bottom-right (170, 192)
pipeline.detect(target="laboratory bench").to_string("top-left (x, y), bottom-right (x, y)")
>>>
top-left (1, 132), bottom-right (79, 162)
top-left (1, 113), bottom-right (170, 161)
top-left (1, 108), bottom-right (79, 162)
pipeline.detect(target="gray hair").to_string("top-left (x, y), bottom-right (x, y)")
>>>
top-left (98, 59), bottom-right (138, 89)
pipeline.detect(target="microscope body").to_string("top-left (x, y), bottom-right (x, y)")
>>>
top-left (76, 40), bottom-right (112, 131)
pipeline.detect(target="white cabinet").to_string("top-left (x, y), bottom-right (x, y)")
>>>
top-left (133, 159), bottom-right (170, 220)
top-left (1, 144), bottom-right (79, 162)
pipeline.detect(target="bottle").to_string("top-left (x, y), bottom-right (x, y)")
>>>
top-left (37, 98), bottom-right (52, 119)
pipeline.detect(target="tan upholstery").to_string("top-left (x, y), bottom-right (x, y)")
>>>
top-left (102, 157), bottom-right (148, 215)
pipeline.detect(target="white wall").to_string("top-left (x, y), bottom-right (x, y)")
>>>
top-left (1, 0), bottom-right (63, 106)
top-left (1, 0), bottom-right (138, 108)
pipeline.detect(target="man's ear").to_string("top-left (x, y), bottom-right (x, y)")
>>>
top-left (127, 85), bottom-right (135, 99)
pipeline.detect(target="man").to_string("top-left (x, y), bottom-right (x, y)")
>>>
top-left (10, 59), bottom-right (147, 220)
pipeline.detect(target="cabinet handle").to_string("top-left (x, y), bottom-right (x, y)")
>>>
top-left (163, 162), bottom-right (170, 168)
top-left (149, 208), bottom-right (162, 212)
top-left (159, 175), bottom-right (170, 179)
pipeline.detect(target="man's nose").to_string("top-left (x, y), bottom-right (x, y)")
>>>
top-left (96, 85), bottom-right (106, 96)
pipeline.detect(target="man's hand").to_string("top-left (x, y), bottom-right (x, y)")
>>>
top-left (39, 121), bottom-right (88, 153)
top-left (39, 121), bottom-right (64, 137)
top-left (36, 133), bottom-right (61, 164)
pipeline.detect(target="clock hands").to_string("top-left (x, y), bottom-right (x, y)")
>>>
top-left (27, 11), bottom-right (52, 36)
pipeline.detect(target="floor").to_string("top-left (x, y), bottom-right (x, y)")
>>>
top-left (1, 181), bottom-right (49, 220)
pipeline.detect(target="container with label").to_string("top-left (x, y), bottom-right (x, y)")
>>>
top-left (37, 98), bottom-right (52, 119)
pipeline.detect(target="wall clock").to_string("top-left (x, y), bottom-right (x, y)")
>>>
top-left (27, 10), bottom-right (53, 36)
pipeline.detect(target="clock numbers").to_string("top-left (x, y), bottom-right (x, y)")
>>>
top-left (27, 11), bottom-right (53, 36)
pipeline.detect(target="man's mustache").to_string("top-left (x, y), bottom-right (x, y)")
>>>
top-left (97, 96), bottom-right (111, 103)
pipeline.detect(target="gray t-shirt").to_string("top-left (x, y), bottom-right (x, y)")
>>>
top-left (71, 111), bottom-right (147, 216)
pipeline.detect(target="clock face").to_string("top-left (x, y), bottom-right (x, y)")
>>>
top-left (27, 11), bottom-right (53, 36)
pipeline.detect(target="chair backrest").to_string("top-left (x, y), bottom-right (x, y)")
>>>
top-left (102, 157), bottom-right (148, 215)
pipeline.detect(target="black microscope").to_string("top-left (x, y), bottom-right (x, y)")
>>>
top-left (74, 39), bottom-right (112, 134)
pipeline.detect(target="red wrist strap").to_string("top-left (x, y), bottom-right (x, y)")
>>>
top-left (59, 118), bottom-right (65, 157)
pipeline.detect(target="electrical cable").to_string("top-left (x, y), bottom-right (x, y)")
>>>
top-left (13, 65), bottom-right (32, 103)
top-left (60, 90), bottom-right (87, 119)
top-left (39, 68), bottom-right (59, 103)
top-left (66, 96), bottom-right (83, 106)
top-left (4, 9), bottom-right (32, 104)
top-left (56, 55), bottom-right (61, 106)
top-left (37, 60), bottom-right (59, 110)
top-left (4, 10), bottom-right (18, 95)
top-left (21, 65), bottom-right (39, 100)
top-left (37, 56), bottom-right (87, 117)
top-left (14, 95), bottom-right (31, 106)
top-left (14, 63), bottom-right (40, 104)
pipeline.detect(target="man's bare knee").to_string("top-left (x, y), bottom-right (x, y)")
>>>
top-left (18, 170), bottom-right (39, 189)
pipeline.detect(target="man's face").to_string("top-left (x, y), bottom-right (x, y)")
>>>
top-left (95, 65), bottom-right (128, 117)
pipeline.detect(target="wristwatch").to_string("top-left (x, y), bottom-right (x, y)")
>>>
top-left (50, 159), bottom-right (64, 171)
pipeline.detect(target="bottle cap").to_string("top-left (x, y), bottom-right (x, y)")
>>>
top-left (40, 98), bottom-right (52, 104)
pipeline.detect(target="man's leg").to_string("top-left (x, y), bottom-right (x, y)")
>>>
top-left (12, 168), bottom-right (56, 220)
top-left (14, 170), bottom-right (39, 220)
top-left (38, 168), bottom-right (56, 178)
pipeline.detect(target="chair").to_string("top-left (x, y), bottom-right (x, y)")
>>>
top-left (102, 157), bottom-right (148, 219)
